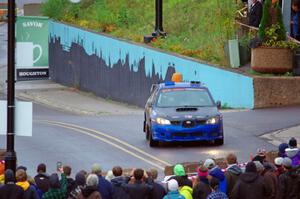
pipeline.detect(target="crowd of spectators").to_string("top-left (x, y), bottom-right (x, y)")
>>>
top-left (0, 137), bottom-right (300, 199)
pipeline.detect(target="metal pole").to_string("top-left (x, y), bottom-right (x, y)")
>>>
top-left (155, 0), bottom-right (163, 32)
top-left (5, 0), bottom-right (17, 175)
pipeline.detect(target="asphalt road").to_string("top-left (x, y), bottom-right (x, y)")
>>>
top-left (1, 101), bottom-right (300, 178)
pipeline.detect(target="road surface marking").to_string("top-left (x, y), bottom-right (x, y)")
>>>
top-left (39, 120), bottom-right (171, 170)
top-left (39, 120), bottom-right (171, 166)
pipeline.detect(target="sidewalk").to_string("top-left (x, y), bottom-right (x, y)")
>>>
top-left (261, 126), bottom-right (300, 148)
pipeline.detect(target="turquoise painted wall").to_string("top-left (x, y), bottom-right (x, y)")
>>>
top-left (49, 21), bottom-right (254, 108)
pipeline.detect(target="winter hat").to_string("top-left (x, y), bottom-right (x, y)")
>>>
top-left (105, 170), bottom-right (114, 181)
top-left (86, 174), bottom-right (99, 187)
top-left (197, 165), bottom-right (208, 178)
top-left (49, 173), bottom-right (60, 189)
top-left (204, 159), bottom-right (216, 170)
top-left (75, 171), bottom-right (86, 186)
top-left (245, 162), bottom-right (257, 173)
top-left (282, 157), bottom-right (292, 168)
top-left (289, 137), bottom-right (297, 148)
top-left (91, 163), bottom-right (102, 175)
top-left (263, 162), bottom-right (275, 171)
top-left (278, 143), bottom-right (289, 155)
top-left (173, 164), bottom-right (186, 176)
top-left (4, 169), bottom-right (15, 183)
top-left (167, 179), bottom-right (179, 191)
top-left (274, 157), bottom-right (284, 166)
top-left (253, 161), bottom-right (264, 172)
top-left (209, 167), bottom-right (225, 181)
top-left (16, 165), bottom-right (27, 171)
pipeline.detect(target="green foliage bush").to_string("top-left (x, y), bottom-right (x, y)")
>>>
top-left (42, 0), bottom-right (238, 66)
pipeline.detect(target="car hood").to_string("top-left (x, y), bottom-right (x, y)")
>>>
top-left (153, 106), bottom-right (219, 120)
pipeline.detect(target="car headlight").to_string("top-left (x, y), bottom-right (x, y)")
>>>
top-left (206, 116), bottom-right (220, 124)
top-left (156, 117), bottom-right (171, 125)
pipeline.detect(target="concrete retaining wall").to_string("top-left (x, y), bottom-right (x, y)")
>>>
top-left (49, 21), bottom-right (254, 108)
top-left (254, 77), bottom-right (300, 108)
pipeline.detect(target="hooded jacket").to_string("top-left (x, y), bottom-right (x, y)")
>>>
top-left (77, 186), bottom-right (102, 199)
top-left (262, 166), bottom-right (278, 199)
top-left (192, 177), bottom-right (211, 199)
top-left (34, 173), bottom-right (50, 193)
top-left (179, 185), bottom-right (193, 199)
top-left (225, 165), bottom-right (242, 198)
top-left (121, 178), bottom-right (153, 199)
top-left (147, 178), bottom-right (166, 199)
top-left (285, 148), bottom-right (300, 166)
top-left (0, 170), bottom-right (24, 199)
top-left (97, 175), bottom-right (113, 199)
top-left (232, 172), bottom-right (270, 199)
top-left (278, 169), bottom-right (300, 199)
top-left (172, 165), bottom-right (193, 188)
top-left (163, 190), bottom-right (185, 199)
top-left (209, 167), bottom-right (227, 194)
top-left (16, 181), bottom-right (39, 199)
top-left (110, 177), bottom-right (130, 199)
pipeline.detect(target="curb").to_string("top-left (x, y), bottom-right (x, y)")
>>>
top-left (260, 129), bottom-right (288, 146)
top-left (17, 92), bottom-right (108, 116)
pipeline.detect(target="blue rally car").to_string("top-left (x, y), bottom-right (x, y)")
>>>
top-left (143, 81), bottom-right (224, 147)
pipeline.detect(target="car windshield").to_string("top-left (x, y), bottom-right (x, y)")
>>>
top-left (156, 88), bottom-right (214, 107)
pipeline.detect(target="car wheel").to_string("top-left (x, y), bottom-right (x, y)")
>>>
top-left (149, 132), bottom-right (159, 147)
top-left (214, 138), bottom-right (224, 145)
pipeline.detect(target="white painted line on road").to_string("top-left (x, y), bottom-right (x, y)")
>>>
top-left (39, 120), bottom-right (170, 170)
top-left (39, 120), bottom-right (171, 166)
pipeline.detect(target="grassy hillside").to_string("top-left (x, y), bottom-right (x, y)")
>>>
top-left (42, 0), bottom-right (240, 66)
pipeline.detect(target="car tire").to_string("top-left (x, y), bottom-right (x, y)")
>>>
top-left (149, 132), bottom-right (159, 147)
top-left (214, 138), bottom-right (224, 145)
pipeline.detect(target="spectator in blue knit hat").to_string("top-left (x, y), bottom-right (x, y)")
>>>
top-left (209, 166), bottom-right (227, 194)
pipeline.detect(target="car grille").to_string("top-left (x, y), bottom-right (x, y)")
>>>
top-left (172, 132), bottom-right (203, 138)
top-left (170, 119), bottom-right (207, 127)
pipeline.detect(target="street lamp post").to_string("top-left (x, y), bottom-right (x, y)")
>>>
top-left (153, 0), bottom-right (165, 37)
top-left (144, 0), bottom-right (166, 43)
top-left (5, 0), bottom-right (17, 174)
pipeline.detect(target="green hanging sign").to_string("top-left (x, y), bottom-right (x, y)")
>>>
top-left (16, 16), bottom-right (49, 80)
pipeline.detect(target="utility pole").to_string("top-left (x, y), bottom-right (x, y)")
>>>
top-left (5, 0), bottom-right (17, 175)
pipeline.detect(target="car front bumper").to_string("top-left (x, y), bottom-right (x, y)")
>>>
top-left (151, 122), bottom-right (223, 142)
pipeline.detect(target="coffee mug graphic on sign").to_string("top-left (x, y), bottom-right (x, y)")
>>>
top-left (16, 42), bottom-right (42, 67)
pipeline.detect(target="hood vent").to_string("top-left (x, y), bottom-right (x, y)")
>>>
top-left (176, 107), bottom-right (198, 112)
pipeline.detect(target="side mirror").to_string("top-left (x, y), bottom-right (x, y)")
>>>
top-left (216, 101), bottom-right (221, 109)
